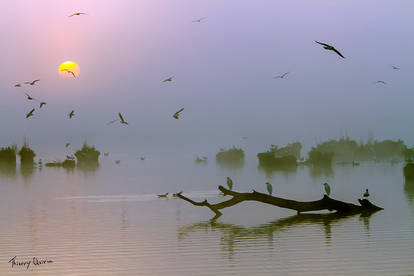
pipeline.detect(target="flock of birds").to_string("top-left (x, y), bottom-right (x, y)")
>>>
top-left (14, 12), bottom-right (185, 123)
top-left (13, 11), bottom-right (383, 202)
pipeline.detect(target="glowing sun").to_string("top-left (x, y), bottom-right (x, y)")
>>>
top-left (58, 61), bottom-right (80, 78)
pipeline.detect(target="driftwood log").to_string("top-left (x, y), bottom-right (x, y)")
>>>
top-left (177, 185), bottom-right (383, 219)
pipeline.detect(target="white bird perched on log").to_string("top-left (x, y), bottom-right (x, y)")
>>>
top-left (363, 189), bottom-right (370, 198)
top-left (226, 177), bottom-right (233, 190)
top-left (266, 182), bottom-right (273, 195)
top-left (322, 182), bottom-right (331, 196)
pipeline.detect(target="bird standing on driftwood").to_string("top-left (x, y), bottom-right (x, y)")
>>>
top-left (322, 182), bottom-right (331, 196)
top-left (226, 177), bottom-right (233, 190)
top-left (363, 189), bottom-right (370, 198)
top-left (266, 182), bottom-right (273, 195)
top-left (315, 41), bottom-right (345, 58)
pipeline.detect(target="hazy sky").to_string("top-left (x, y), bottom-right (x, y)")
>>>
top-left (1, 0), bottom-right (414, 157)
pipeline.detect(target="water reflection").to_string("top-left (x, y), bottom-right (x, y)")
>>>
top-left (20, 163), bottom-right (35, 182)
top-left (0, 164), bottom-right (16, 178)
top-left (178, 212), bottom-right (376, 259)
top-left (216, 159), bottom-right (245, 169)
top-left (258, 164), bottom-right (297, 178)
top-left (404, 180), bottom-right (414, 205)
top-left (309, 165), bottom-right (334, 180)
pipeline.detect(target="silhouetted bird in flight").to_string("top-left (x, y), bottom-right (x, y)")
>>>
top-left (25, 93), bottom-right (37, 101)
top-left (392, 65), bottom-right (400, 70)
top-left (266, 182), bottom-right (273, 195)
top-left (39, 102), bottom-right (46, 109)
top-left (192, 17), bottom-right (207, 22)
top-left (226, 177), bottom-right (233, 190)
top-left (61, 69), bottom-right (76, 78)
top-left (115, 160), bottom-right (121, 164)
top-left (14, 83), bottom-right (21, 87)
top-left (273, 72), bottom-right (289, 79)
top-left (173, 108), bottom-right (184, 119)
top-left (118, 113), bottom-right (128, 124)
top-left (315, 41), bottom-right (345, 58)
top-left (104, 152), bottom-right (109, 157)
top-left (68, 12), bottom-right (87, 17)
top-left (363, 189), bottom-right (370, 198)
top-left (26, 108), bottom-right (35, 118)
top-left (140, 157), bottom-right (145, 160)
top-left (25, 79), bottom-right (40, 86)
top-left (65, 143), bottom-right (70, 148)
top-left (375, 80), bottom-right (387, 85)
top-left (322, 182), bottom-right (331, 196)
top-left (157, 192), bottom-right (169, 198)
top-left (162, 76), bottom-right (174, 82)
top-left (68, 110), bottom-right (75, 119)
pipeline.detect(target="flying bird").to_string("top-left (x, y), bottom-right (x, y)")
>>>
top-left (162, 76), bottom-right (174, 82)
top-left (26, 108), bottom-right (35, 118)
top-left (65, 143), bottom-right (71, 148)
top-left (61, 69), bottom-right (76, 78)
top-left (266, 182), bottom-right (273, 195)
top-left (375, 80), bottom-right (387, 85)
top-left (39, 102), bottom-right (46, 109)
top-left (322, 182), bottom-right (331, 196)
top-left (115, 160), bottom-right (121, 164)
top-left (363, 189), bottom-right (370, 198)
top-left (172, 108), bottom-right (184, 119)
top-left (68, 110), bottom-right (75, 119)
top-left (226, 177), bottom-right (233, 190)
top-left (273, 72), bottom-right (289, 79)
top-left (118, 113), bottom-right (128, 124)
top-left (68, 12), bottom-right (87, 17)
top-left (103, 152), bottom-right (109, 157)
top-left (25, 93), bottom-right (37, 101)
top-left (140, 157), bottom-right (145, 160)
top-left (315, 41), bottom-right (345, 58)
top-left (392, 65), bottom-right (400, 70)
top-left (157, 192), bottom-right (169, 198)
top-left (25, 79), bottom-right (40, 86)
top-left (14, 83), bottom-right (21, 87)
top-left (192, 17), bottom-right (207, 23)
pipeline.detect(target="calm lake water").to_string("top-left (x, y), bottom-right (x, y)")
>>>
top-left (0, 154), bottom-right (413, 275)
